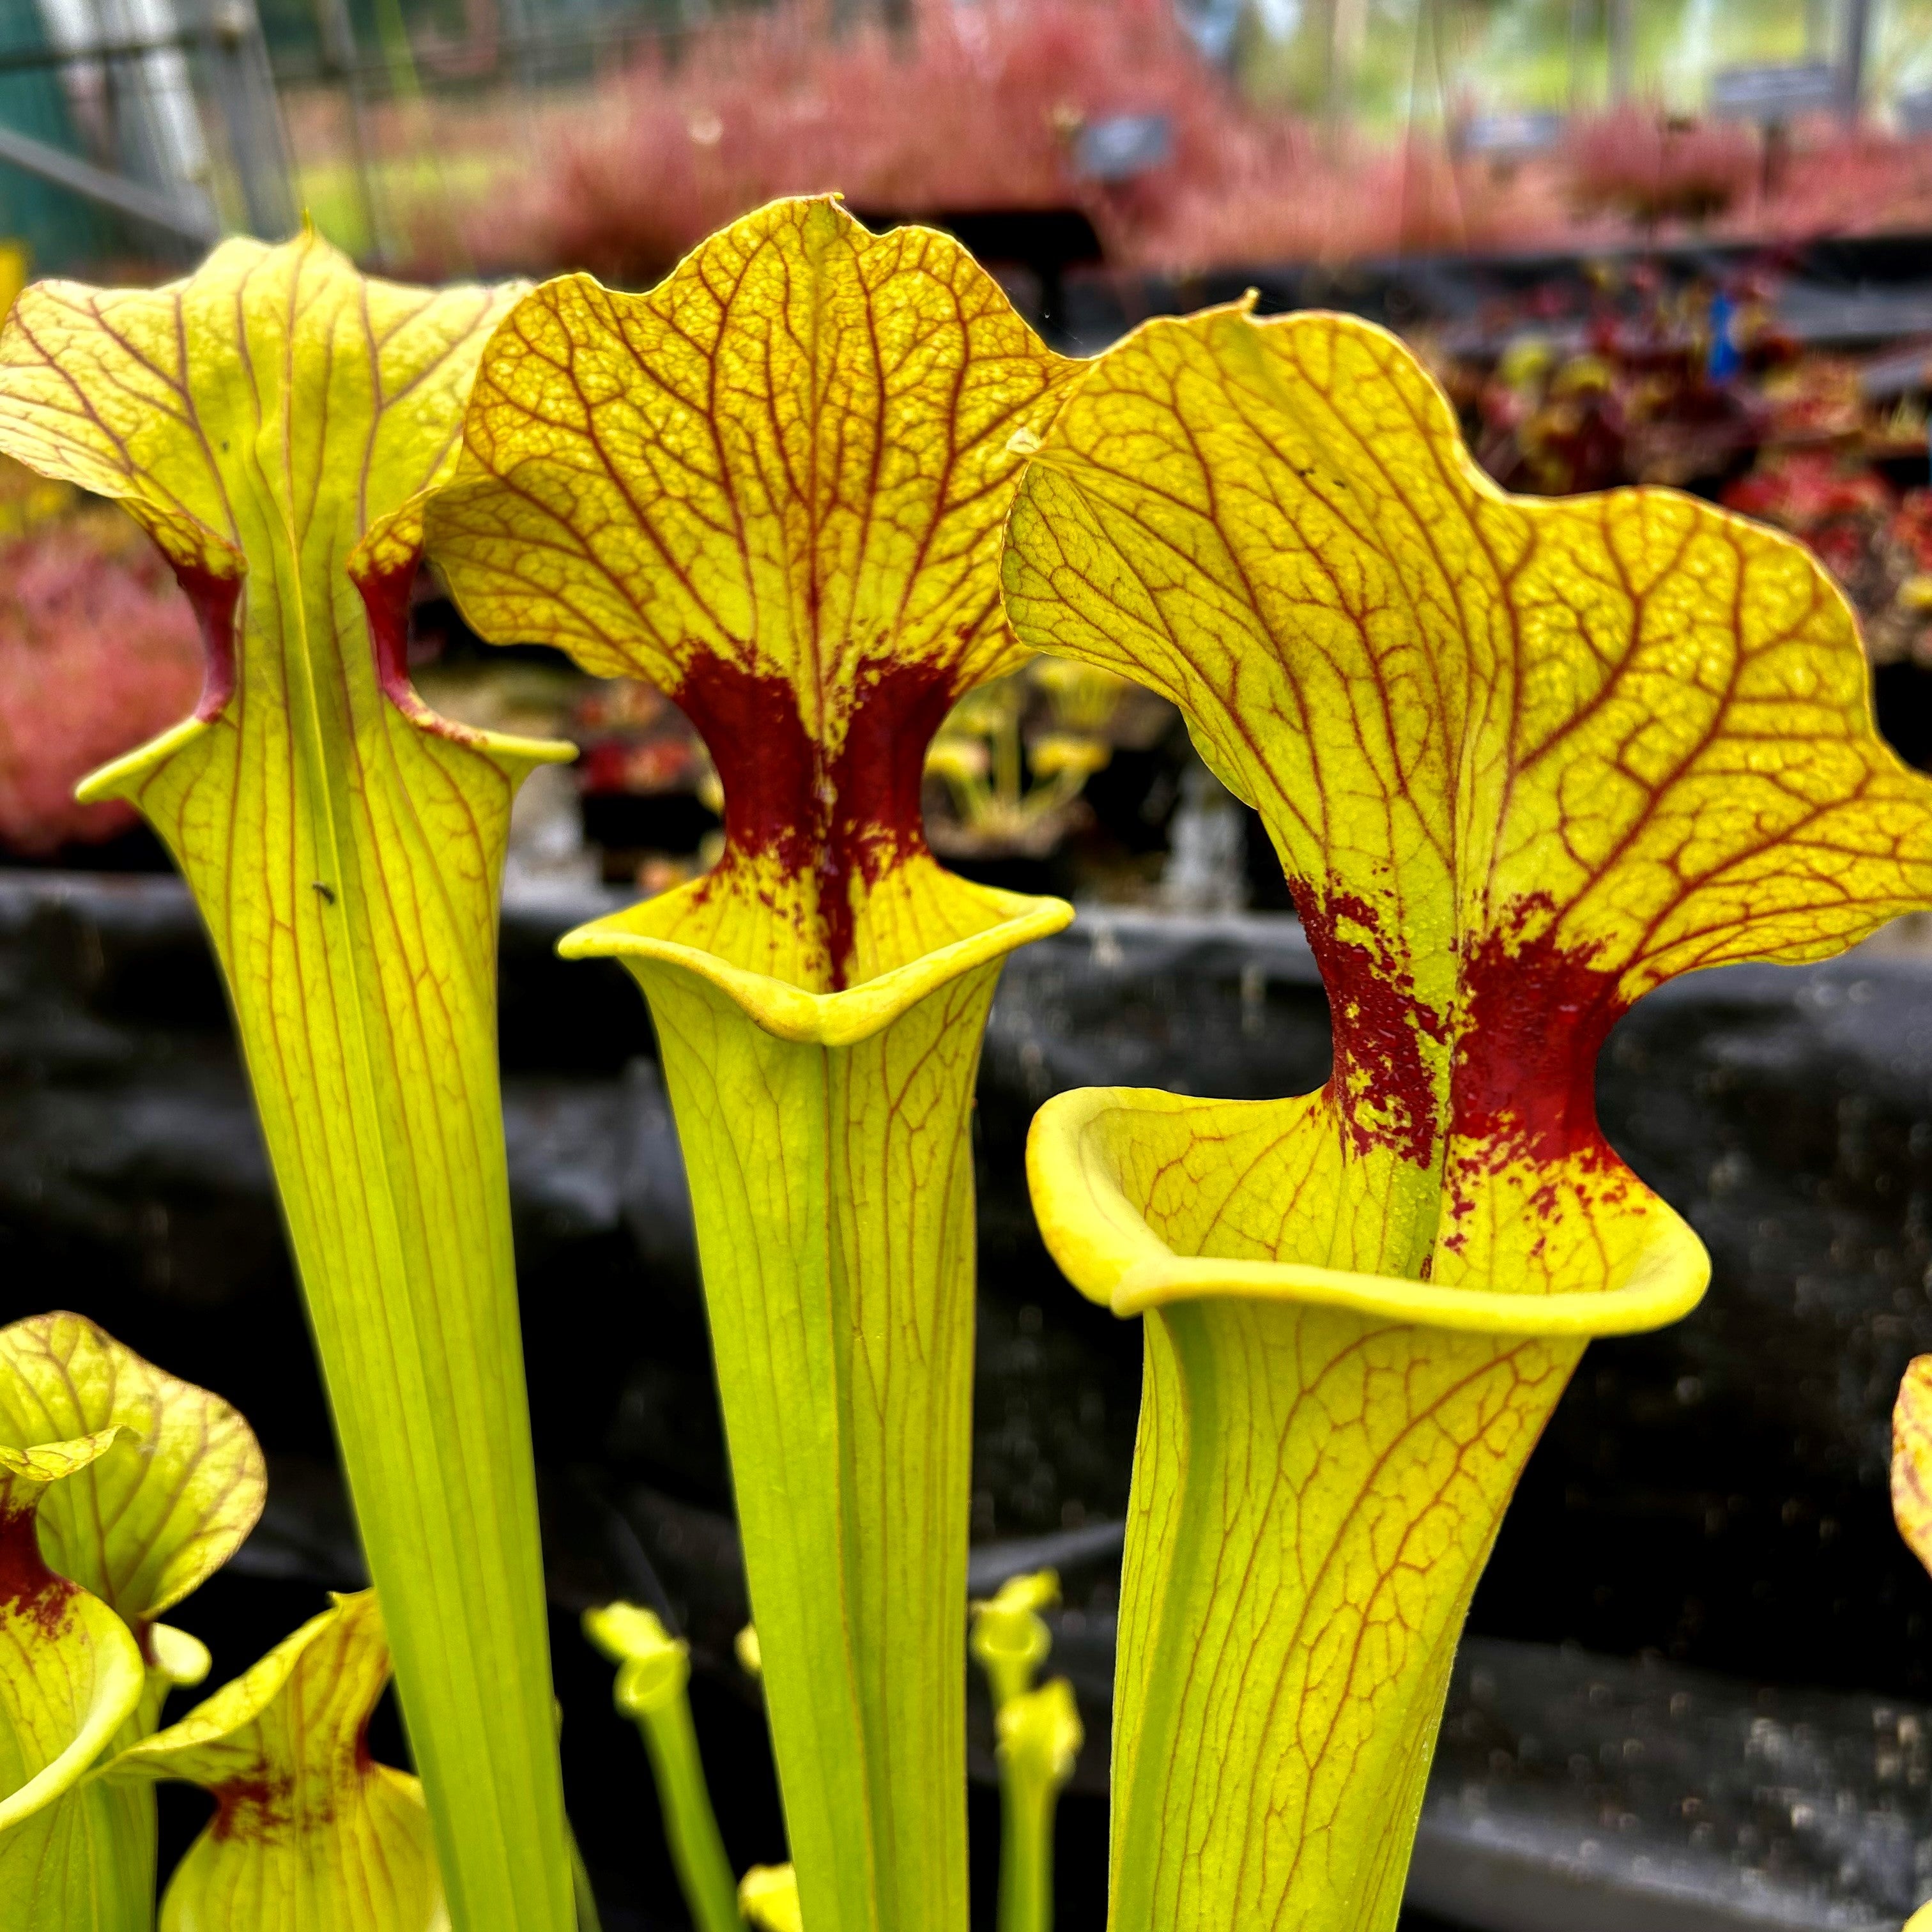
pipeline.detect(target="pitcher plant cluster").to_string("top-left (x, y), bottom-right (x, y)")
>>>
top-left (3, 195), bottom-right (1931, 1932)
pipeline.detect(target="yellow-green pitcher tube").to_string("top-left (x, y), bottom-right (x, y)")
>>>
top-left (0, 236), bottom-right (576, 1932)
top-left (1028, 1088), bottom-right (1711, 1932)
top-left (1108, 1304), bottom-right (1577, 1929)
top-left (565, 889), bottom-right (1070, 1932)
top-left (420, 194), bottom-right (1085, 1932)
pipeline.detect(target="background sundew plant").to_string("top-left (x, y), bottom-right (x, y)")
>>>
top-left (4, 195), bottom-right (1932, 1932)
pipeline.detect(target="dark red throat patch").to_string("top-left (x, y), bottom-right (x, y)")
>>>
top-left (210, 1771), bottom-right (295, 1843)
top-left (1296, 886), bottom-right (1626, 1174)
top-left (357, 557), bottom-right (419, 712)
top-left (173, 561), bottom-right (242, 724)
top-left (675, 655), bottom-right (954, 988)
top-left (1450, 921), bottom-right (1625, 1170)
top-left (0, 1502), bottom-right (72, 1636)
top-left (1295, 887), bottom-right (1448, 1168)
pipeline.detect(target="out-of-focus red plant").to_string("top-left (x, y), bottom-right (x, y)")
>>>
top-left (475, 0), bottom-right (1250, 284)
top-left (1559, 119), bottom-right (1932, 245)
top-left (1723, 450), bottom-right (1932, 666)
top-left (1759, 351), bottom-right (1869, 444)
top-left (443, 33), bottom-right (1932, 288)
top-left (572, 679), bottom-right (714, 802)
top-left (1152, 132), bottom-right (1541, 270)
top-left (1469, 293), bottom-right (1768, 497)
top-left (1724, 448), bottom-right (1894, 550)
top-left (1742, 129), bottom-right (1932, 241)
top-left (470, 0), bottom-right (1540, 280)
top-left (0, 488), bottom-right (202, 855)
top-left (1894, 492), bottom-right (1932, 576)
top-left (1565, 109), bottom-right (1758, 227)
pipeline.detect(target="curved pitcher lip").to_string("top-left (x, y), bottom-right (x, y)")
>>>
top-left (1028, 1084), bottom-right (1710, 1337)
top-left (562, 877), bottom-right (1074, 1048)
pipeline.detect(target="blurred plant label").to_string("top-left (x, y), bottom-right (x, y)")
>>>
top-left (1709, 64), bottom-right (1838, 120)
top-left (1074, 114), bottom-right (1171, 182)
top-left (1457, 112), bottom-right (1563, 158)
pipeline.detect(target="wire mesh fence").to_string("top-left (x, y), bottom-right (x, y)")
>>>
top-left (0, 0), bottom-right (721, 271)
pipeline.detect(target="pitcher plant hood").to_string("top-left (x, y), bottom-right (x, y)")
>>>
top-left (1893, 1356), bottom-right (1932, 1579)
top-left (0, 1314), bottom-right (264, 1932)
top-left (425, 192), bottom-right (1079, 1006)
top-left (0, 232), bottom-right (575, 1932)
top-left (105, 1591), bottom-right (445, 1932)
top-left (1000, 302), bottom-right (1932, 1932)
top-left (424, 195), bottom-right (1080, 1932)
top-left (0, 1431), bottom-right (147, 1931)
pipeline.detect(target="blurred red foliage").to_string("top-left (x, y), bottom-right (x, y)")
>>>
top-left (0, 504), bottom-right (201, 855)
top-left (1565, 109), bottom-right (1758, 227)
top-left (572, 678), bottom-right (712, 797)
top-left (1461, 280), bottom-right (1774, 498)
top-left (1742, 128), bottom-right (1932, 238)
top-left (461, 3), bottom-right (1932, 286)
top-left (1725, 448), bottom-right (1894, 540)
top-left (481, 0), bottom-right (1216, 280)
top-left (1722, 451), bottom-right (1932, 666)
top-left (472, 0), bottom-right (1533, 280)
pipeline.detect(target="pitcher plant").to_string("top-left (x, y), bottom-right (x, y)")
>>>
top-left (0, 233), bottom-right (576, 1932)
top-left (424, 194), bottom-right (1080, 1932)
top-left (1002, 300), bottom-right (1932, 1932)
top-left (0, 214), bottom-right (1921, 1932)
top-left (0, 1312), bottom-right (265, 1931)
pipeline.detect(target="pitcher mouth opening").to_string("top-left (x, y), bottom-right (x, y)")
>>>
top-left (561, 868), bottom-right (1073, 1048)
top-left (1027, 1086), bottom-right (1710, 1337)
top-left (1104, 1223), bottom-right (1708, 1333)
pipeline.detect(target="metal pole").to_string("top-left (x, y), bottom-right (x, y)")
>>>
top-left (312, 0), bottom-right (382, 260)
top-left (36, 0), bottom-right (218, 252)
top-left (1607, 0), bottom-right (1632, 101)
top-left (0, 111), bottom-right (217, 234)
top-left (1839, 0), bottom-right (1872, 125)
top-left (197, 0), bottom-right (295, 236)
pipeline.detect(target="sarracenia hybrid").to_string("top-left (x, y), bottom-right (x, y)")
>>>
top-left (425, 195), bottom-right (1079, 1932)
top-left (0, 233), bottom-right (574, 1932)
top-left (8, 212), bottom-right (1931, 1932)
top-left (1002, 300), bottom-right (1932, 1931)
